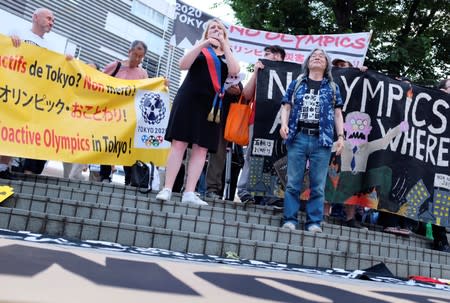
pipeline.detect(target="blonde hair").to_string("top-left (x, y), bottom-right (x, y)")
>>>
top-left (201, 18), bottom-right (229, 42)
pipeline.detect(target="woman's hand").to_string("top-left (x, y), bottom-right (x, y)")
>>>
top-left (208, 31), bottom-right (225, 49)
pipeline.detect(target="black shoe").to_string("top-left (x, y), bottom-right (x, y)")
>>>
top-left (0, 170), bottom-right (16, 180)
top-left (434, 241), bottom-right (450, 253)
top-left (239, 192), bottom-right (255, 204)
top-left (267, 198), bottom-right (284, 210)
top-left (345, 218), bottom-right (368, 230)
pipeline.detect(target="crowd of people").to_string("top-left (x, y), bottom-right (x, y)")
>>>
top-left (1, 7), bottom-right (448, 253)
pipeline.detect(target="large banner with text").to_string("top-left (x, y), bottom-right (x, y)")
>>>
top-left (0, 35), bottom-right (170, 166)
top-left (249, 60), bottom-right (450, 227)
top-left (171, 0), bottom-right (371, 66)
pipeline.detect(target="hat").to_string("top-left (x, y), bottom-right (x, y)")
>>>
top-left (332, 58), bottom-right (353, 67)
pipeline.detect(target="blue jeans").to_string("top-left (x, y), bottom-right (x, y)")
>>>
top-left (283, 132), bottom-right (331, 230)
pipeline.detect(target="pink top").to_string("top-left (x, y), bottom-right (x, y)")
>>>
top-left (103, 61), bottom-right (148, 80)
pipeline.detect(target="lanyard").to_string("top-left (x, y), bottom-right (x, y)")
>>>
top-left (201, 47), bottom-right (225, 123)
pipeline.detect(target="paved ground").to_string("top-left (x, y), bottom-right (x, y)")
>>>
top-left (0, 237), bottom-right (449, 303)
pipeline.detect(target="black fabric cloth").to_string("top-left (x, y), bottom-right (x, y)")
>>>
top-left (100, 165), bottom-right (112, 181)
top-left (23, 159), bottom-right (46, 174)
top-left (432, 224), bottom-right (449, 246)
top-left (164, 52), bottom-right (229, 153)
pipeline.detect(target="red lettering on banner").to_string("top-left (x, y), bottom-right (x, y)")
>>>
top-left (354, 37), bottom-right (366, 49)
top-left (285, 53), bottom-right (294, 61)
top-left (322, 35), bottom-right (335, 47)
top-left (306, 35), bottom-right (323, 45)
top-left (265, 32), bottom-right (281, 40)
top-left (294, 35), bottom-right (308, 48)
top-left (229, 25), bottom-right (244, 36)
top-left (294, 54), bottom-right (305, 63)
top-left (340, 37), bottom-right (352, 47)
top-left (280, 34), bottom-right (294, 43)
top-left (232, 45), bottom-right (243, 53)
top-left (83, 76), bottom-right (105, 93)
top-left (0, 125), bottom-right (41, 145)
top-left (0, 55), bottom-right (27, 73)
top-left (43, 128), bottom-right (91, 153)
top-left (245, 29), bottom-right (261, 37)
top-left (254, 49), bottom-right (263, 57)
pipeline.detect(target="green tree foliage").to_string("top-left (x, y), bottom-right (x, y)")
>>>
top-left (224, 0), bottom-right (449, 85)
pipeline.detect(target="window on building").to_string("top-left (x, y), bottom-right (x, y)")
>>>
top-left (104, 12), bottom-right (165, 56)
top-left (131, 0), bottom-right (168, 30)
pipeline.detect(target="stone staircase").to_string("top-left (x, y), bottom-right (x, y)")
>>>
top-left (1, 174), bottom-right (449, 279)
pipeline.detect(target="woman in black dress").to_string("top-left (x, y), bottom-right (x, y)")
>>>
top-left (157, 19), bottom-right (240, 205)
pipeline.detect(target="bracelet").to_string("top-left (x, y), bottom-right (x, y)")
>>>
top-left (337, 134), bottom-right (345, 139)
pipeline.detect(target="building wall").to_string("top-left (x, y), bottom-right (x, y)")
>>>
top-left (0, 0), bottom-right (183, 100)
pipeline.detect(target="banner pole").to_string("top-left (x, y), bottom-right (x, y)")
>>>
top-left (156, 28), bottom-right (169, 76)
top-left (360, 30), bottom-right (373, 67)
top-left (166, 44), bottom-right (175, 78)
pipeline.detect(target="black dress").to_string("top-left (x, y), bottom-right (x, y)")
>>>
top-left (165, 51), bottom-right (229, 153)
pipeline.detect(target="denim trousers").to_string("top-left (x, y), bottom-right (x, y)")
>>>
top-left (236, 125), bottom-right (254, 195)
top-left (283, 132), bottom-right (331, 229)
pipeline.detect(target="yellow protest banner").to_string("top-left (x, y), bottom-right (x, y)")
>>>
top-left (0, 34), bottom-right (170, 166)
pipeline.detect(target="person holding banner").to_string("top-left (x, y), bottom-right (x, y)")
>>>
top-left (279, 48), bottom-right (344, 232)
top-left (324, 58), bottom-right (369, 229)
top-left (3, 7), bottom-right (71, 176)
top-left (236, 45), bottom-right (286, 204)
top-left (156, 19), bottom-right (240, 205)
top-left (429, 79), bottom-right (450, 252)
top-left (98, 40), bottom-right (150, 184)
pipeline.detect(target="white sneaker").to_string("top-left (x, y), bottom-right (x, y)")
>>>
top-left (181, 192), bottom-right (208, 206)
top-left (307, 224), bottom-right (323, 233)
top-left (282, 222), bottom-right (296, 230)
top-left (156, 188), bottom-right (172, 201)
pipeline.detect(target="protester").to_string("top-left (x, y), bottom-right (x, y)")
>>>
top-left (236, 45), bottom-right (286, 203)
top-left (429, 79), bottom-right (450, 252)
top-left (279, 48), bottom-right (344, 232)
top-left (2, 7), bottom-right (72, 177)
top-left (325, 58), bottom-right (369, 228)
top-left (98, 40), bottom-right (150, 184)
top-left (156, 18), bottom-right (240, 205)
top-left (438, 78), bottom-right (450, 94)
top-left (331, 58), bottom-right (368, 72)
top-left (205, 82), bottom-right (243, 199)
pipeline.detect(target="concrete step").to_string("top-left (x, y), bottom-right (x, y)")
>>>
top-left (0, 205), bottom-right (448, 279)
top-left (3, 192), bottom-right (447, 267)
top-left (3, 179), bottom-right (434, 249)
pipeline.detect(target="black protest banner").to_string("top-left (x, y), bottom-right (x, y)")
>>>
top-left (248, 60), bottom-right (301, 198)
top-left (171, 0), bottom-right (213, 48)
top-left (249, 61), bottom-right (450, 227)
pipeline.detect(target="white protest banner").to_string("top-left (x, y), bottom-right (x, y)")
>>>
top-left (171, 0), bottom-right (371, 66)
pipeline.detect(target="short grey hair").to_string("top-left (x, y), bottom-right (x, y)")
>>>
top-left (130, 40), bottom-right (147, 53)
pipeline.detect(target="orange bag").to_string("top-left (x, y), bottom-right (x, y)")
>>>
top-left (224, 96), bottom-right (252, 146)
